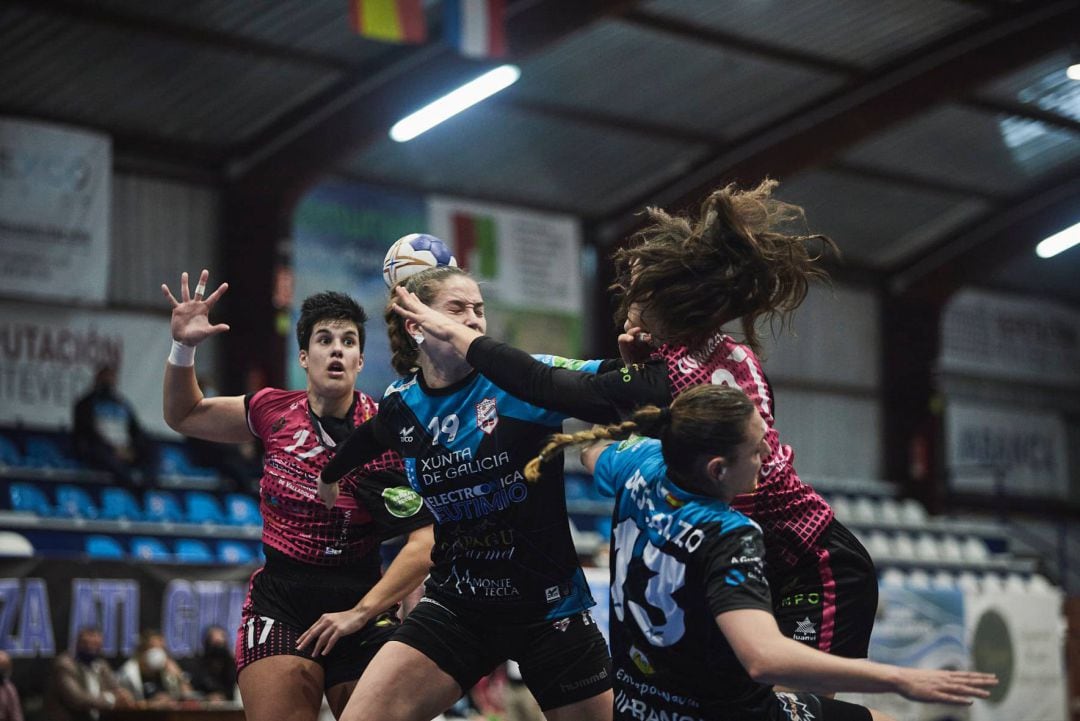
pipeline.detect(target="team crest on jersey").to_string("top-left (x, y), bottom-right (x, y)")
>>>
top-left (475, 397), bottom-right (498, 434)
top-left (776, 692), bottom-right (815, 721)
top-left (399, 425), bottom-right (415, 443)
top-left (271, 417), bottom-right (286, 433)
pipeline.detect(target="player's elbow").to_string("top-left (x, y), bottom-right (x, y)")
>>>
top-left (743, 656), bottom-right (774, 684)
top-left (738, 647), bottom-right (785, 685)
top-left (163, 407), bottom-right (188, 434)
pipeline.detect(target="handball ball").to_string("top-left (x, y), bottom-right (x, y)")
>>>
top-left (382, 233), bottom-right (458, 288)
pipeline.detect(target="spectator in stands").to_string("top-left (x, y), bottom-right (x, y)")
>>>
top-left (43, 626), bottom-right (136, 721)
top-left (183, 625), bottom-right (237, 703)
top-left (0, 651), bottom-right (23, 721)
top-left (116, 629), bottom-right (193, 708)
top-left (73, 365), bottom-right (158, 488)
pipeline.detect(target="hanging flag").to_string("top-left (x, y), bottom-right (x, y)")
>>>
top-left (451, 211), bottom-right (498, 277)
top-left (444, 0), bottom-right (507, 58)
top-left (348, 0), bottom-right (426, 44)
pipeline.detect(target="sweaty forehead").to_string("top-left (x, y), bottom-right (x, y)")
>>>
top-left (312, 319), bottom-right (358, 335)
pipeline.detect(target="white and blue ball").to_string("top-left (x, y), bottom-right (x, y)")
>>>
top-left (382, 233), bottom-right (458, 288)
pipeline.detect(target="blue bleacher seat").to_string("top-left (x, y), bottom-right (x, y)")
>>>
top-left (55, 484), bottom-right (99, 519)
top-left (23, 436), bottom-right (77, 469)
top-left (131, 536), bottom-right (171, 561)
top-left (144, 490), bottom-right (184, 523)
top-left (159, 444), bottom-right (217, 480)
top-left (9, 482), bottom-right (54, 516)
top-left (0, 436), bottom-right (22, 468)
top-left (564, 475), bottom-right (588, 501)
top-left (185, 491), bottom-right (226, 525)
top-left (99, 487), bottom-right (144, 521)
top-left (224, 494), bottom-right (261, 526)
top-left (216, 540), bottom-right (255, 564)
top-left (85, 535), bottom-right (125, 559)
top-left (174, 538), bottom-right (214, 563)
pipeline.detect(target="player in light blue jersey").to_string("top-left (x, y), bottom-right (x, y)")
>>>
top-left (528, 384), bottom-right (996, 721)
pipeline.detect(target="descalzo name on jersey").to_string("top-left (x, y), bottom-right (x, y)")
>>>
top-left (626, 471), bottom-right (705, 553)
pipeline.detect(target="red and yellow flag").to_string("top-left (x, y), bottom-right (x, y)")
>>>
top-left (349, 0), bottom-right (426, 43)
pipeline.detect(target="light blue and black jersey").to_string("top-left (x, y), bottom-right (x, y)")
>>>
top-left (323, 358), bottom-right (603, 620)
top-left (594, 438), bottom-right (777, 721)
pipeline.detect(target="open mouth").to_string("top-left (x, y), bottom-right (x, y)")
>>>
top-left (327, 361), bottom-right (346, 377)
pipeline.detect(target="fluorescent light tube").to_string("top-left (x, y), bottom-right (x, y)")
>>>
top-left (1036, 220), bottom-right (1080, 258)
top-left (390, 65), bottom-right (521, 142)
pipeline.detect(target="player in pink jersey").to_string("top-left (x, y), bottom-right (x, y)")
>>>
top-left (389, 181), bottom-right (879, 675)
top-left (163, 270), bottom-right (434, 721)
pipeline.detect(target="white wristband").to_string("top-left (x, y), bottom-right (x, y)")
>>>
top-left (168, 340), bottom-right (196, 367)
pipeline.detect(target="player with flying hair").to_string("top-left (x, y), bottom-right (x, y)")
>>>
top-left (389, 180), bottom-right (880, 675)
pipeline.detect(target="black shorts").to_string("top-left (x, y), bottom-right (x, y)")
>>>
top-left (236, 553), bottom-right (397, 690)
top-left (393, 596), bottom-right (613, 710)
top-left (615, 686), bottom-right (872, 721)
top-left (770, 692), bottom-right (872, 721)
top-left (771, 519), bottom-right (878, 658)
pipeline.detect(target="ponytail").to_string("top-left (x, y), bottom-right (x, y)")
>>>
top-left (526, 385), bottom-right (754, 483)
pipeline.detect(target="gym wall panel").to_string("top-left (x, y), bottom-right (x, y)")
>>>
top-left (771, 387), bottom-right (883, 481)
top-left (756, 283), bottom-right (880, 389)
top-left (110, 174), bottom-right (220, 307)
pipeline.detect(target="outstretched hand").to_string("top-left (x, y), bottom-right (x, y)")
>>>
top-left (896, 667), bottom-right (997, 705)
top-left (162, 269), bottom-right (230, 346)
top-left (390, 286), bottom-right (466, 343)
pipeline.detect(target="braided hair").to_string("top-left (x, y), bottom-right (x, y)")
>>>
top-left (525, 384), bottom-right (755, 485)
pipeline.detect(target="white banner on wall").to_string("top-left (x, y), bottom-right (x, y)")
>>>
top-left (941, 289), bottom-right (1080, 387)
top-left (0, 303), bottom-right (183, 436)
top-left (427, 197), bottom-right (584, 355)
top-left (966, 591), bottom-right (1067, 721)
top-left (946, 401), bottom-right (1068, 497)
top-left (0, 118), bottom-right (112, 304)
top-left (839, 586), bottom-right (1067, 721)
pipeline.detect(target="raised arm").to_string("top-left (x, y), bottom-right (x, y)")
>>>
top-left (391, 286), bottom-right (663, 422)
top-left (161, 270), bottom-right (250, 443)
top-left (718, 609), bottom-right (996, 704)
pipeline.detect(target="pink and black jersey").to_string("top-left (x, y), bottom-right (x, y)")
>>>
top-left (246, 388), bottom-right (431, 567)
top-left (462, 336), bottom-right (833, 571)
top-left (656, 334), bottom-right (833, 568)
